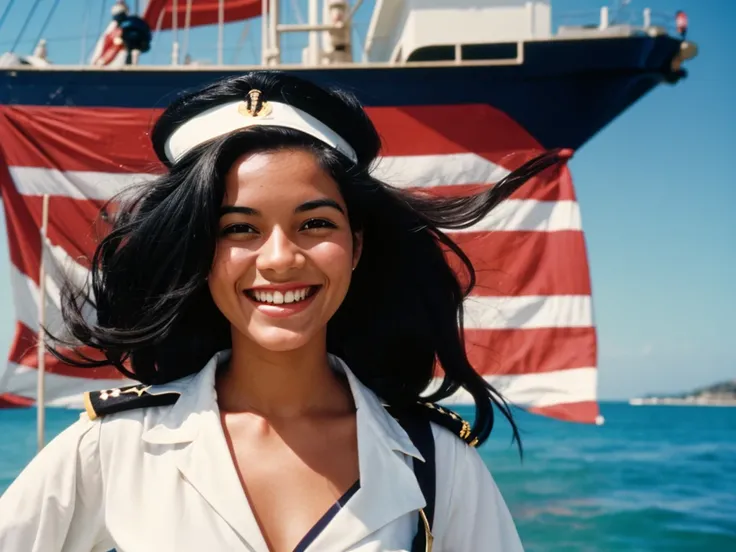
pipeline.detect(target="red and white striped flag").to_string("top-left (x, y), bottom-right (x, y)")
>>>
top-left (0, 103), bottom-right (599, 423)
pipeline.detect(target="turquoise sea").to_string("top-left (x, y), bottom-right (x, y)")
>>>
top-left (1, 402), bottom-right (735, 551)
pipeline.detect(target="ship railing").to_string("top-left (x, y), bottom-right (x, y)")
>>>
top-left (556, 7), bottom-right (680, 38)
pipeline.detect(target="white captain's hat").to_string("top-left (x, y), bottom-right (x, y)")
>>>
top-left (164, 88), bottom-right (358, 165)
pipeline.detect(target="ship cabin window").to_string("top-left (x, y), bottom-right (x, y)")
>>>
top-left (406, 42), bottom-right (519, 63)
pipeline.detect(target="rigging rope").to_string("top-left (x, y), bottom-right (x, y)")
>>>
top-left (10, 0), bottom-right (43, 53)
top-left (79, 0), bottom-right (94, 64)
top-left (0, 0), bottom-right (18, 36)
top-left (33, 0), bottom-right (63, 51)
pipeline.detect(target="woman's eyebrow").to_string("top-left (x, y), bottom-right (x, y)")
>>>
top-left (295, 199), bottom-right (345, 215)
top-left (219, 199), bottom-right (344, 217)
top-left (220, 206), bottom-right (259, 216)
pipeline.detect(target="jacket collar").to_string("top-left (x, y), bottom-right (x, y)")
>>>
top-left (142, 349), bottom-right (422, 460)
top-left (141, 350), bottom-right (427, 551)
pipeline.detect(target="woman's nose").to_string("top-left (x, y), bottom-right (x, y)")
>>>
top-left (255, 228), bottom-right (303, 273)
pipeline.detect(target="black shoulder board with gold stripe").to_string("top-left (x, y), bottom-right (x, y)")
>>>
top-left (387, 402), bottom-right (478, 447)
top-left (416, 402), bottom-right (478, 447)
top-left (83, 384), bottom-right (181, 421)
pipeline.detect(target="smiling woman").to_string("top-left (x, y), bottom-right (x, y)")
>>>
top-left (0, 71), bottom-right (568, 552)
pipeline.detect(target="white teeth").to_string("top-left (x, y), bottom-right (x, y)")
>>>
top-left (248, 287), bottom-right (314, 305)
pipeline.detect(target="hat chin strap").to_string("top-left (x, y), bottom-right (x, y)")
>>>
top-left (163, 98), bottom-right (358, 164)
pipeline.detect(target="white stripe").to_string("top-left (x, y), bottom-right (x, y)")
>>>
top-left (455, 199), bottom-right (582, 233)
top-left (371, 153), bottom-right (510, 189)
top-left (435, 367), bottom-right (598, 408)
top-left (462, 295), bottom-right (593, 329)
top-left (10, 153), bottom-right (507, 200)
top-left (6, 363), bottom-right (595, 411)
top-left (10, 242), bottom-right (92, 334)
top-left (9, 167), bottom-right (581, 233)
top-left (3, 363), bottom-right (132, 408)
top-left (8, 167), bottom-right (156, 200)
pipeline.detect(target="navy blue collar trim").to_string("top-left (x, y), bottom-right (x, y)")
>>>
top-left (292, 479), bottom-right (361, 552)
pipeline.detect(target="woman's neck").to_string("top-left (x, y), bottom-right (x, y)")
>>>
top-left (215, 331), bottom-right (353, 418)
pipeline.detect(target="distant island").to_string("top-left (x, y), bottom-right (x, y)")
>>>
top-left (630, 379), bottom-right (736, 406)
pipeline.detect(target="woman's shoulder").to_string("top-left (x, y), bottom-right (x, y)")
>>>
top-left (427, 409), bottom-right (524, 550)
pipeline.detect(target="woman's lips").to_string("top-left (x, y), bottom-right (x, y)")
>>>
top-left (242, 285), bottom-right (321, 318)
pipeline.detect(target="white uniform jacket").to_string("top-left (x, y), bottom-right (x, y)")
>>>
top-left (0, 351), bottom-right (524, 552)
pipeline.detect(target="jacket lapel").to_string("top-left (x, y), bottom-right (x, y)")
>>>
top-left (142, 351), bottom-right (270, 552)
top-left (305, 357), bottom-right (427, 551)
top-left (174, 409), bottom-right (270, 552)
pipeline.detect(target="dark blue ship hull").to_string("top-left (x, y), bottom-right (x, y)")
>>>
top-left (0, 34), bottom-right (687, 149)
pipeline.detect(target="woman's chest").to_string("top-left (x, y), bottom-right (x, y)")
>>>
top-left (224, 415), bottom-right (361, 551)
top-left (101, 448), bottom-right (416, 552)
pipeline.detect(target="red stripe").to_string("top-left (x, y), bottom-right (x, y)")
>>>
top-left (368, 104), bottom-right (541, 157)
top-left (465, 327), bottom-right (597, 375)
top-left (1, 174), bottom-right (101, 284)
top-left (1, 161), bottom-right (42, 284)
top-left (0, 393), bottom-right (34, 408)
top-left (0, 104), bottom-right (563, 177)
top-left (447, 231), bottom-right (592, 296)
top-left (0, 106), bottom-right (163, 172)
top-left (10, 323), bottom-right (127, 381)
top-left (528, 401), bottom-right (601, 424)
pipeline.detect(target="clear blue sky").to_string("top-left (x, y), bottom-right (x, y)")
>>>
top-left (0, 0), bottom-right (733, 400)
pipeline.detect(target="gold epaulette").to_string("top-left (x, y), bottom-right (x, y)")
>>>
top-left (416, 402), bottom-right (479, 447)
top-left (83, 384), bottom-right (181, 421)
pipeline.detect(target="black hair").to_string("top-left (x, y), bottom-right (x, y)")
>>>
top-left (51, 71), bottom-right (570, 450)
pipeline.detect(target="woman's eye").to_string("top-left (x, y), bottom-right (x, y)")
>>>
top-left (301, 218), bottom-right (337, 231)
top-left (220, 223), bottom-right (258, 236)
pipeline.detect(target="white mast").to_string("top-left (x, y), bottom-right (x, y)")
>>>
top-left (268, 0), bottom-right (279, 64)
top-left (307, 0), bottom-right (320, 65)
top-left (36, 194), bottom-right (50, 452)
top-left (217, 0), bottom-right (225, 65)
top-left (183, 0), bottom-right (193, 62)
top-left (171, 0), bottom-right (179, 65)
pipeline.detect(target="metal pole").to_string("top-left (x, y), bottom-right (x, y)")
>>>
top-left (218, 0), bottom-right (225, 65)
top-left (36, 194), bottom-right (50, 453)
top-left (269, 0), bottom-right (279, 65)
top-left (172, 0), bottom-right (179, 65)
top-left (183, 0), bottom-right (193, 61)
top-left (261, 0), bottom-right (268, 64)
top-left (308, 0), bottom-right (319, 65)
top-left (643, 8), bottom-right (651, 28)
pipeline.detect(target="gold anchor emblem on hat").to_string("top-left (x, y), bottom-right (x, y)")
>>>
top-left (238, 89), bottom-right (272, 118)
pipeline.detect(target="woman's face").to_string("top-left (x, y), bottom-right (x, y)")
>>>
top-left (209, 148), bottom-right (360, 353)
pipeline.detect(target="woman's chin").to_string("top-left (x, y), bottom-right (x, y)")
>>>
top-left (242, 326), bottom-right (317, 353)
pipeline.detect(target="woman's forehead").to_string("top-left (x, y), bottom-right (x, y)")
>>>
top-left (223, 149), bottom-right (344, 206)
